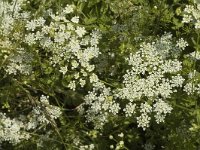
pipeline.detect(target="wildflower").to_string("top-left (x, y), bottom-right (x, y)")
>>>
top-left (63, 4), bottom-right (74, 14)
top-left (71, 16), bottom-right (79, 23)
top-left (75, 26), bottom-right (87, 37)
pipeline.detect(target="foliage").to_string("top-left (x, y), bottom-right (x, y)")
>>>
top-left (0, 0), bottom-right (200, 150)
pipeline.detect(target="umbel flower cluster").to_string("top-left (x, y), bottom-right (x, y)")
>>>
top-left (0, 0), bottom-right (101, 91)
top-left (81, 33), bottom-right (187, 130)
top-left (23, 6), bottom-right (101, 90)
top-left (0, 0), bottom-right (101, 146)
top-left (0, 0), bottom-right (33, 75)
top-left (182, 2), bottom-right (200, 29)
top-left (1, 0), bottom-right (200, 148)
top-left (0, 95), bottom-right (61, 144)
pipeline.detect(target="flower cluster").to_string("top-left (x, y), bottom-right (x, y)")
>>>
top-left (26, 95), bottom-right (62, 129)
top-left (182, 3), bottom-right (200, 29)
top-left (0, 0), bottom-right (32, 75)
top-left (187, 51), bottom-right (200, 60)
top-left (24, 6), bottom-right (101, 90)
top-left (0, 95), bottom-right (62, 144)
top-left (184, 70), bottom-right (200, 95)
top-left (0, 113), bottom-right (30, 144)
top-left (80, 79), bottom-right (120, 129)
top-left (5, 48), bottom-right (33, 75)
top-left (0, 1), bottom-right (101, 92)
top-left (153, 99), bottom-right (173, 123)
top-left (81, 34), bottom-right (180, 130)
top-left (136, 102), bottom-right (152, 130)
top-left (79, 144), bottom-right (95, 150)
top-left (115, 34), bottom-right (184, 129)
top-left (0, 0), bottom-right (29, 35)
top-left (116, 34), bottom-right (184, 99)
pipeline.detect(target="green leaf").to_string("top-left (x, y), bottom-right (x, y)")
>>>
top-left (84, 16), bottom-right (97, 25)
top-left (196, 109), bottom-right (200, 125)
top-left (87, 0), bottom-right (101, 8)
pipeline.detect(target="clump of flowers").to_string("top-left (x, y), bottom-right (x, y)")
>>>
top-left (79, 78), bottom-right (120, 129)
top-left (5, 48), bottom-right (33, 75)
top-left (0, 112), bottom-right (30, 144)
top-left (0, 95), bottom-right (62, 144)
top-left (115, 33), bottom-right (186, 130)
top-left (182, 2), bottom-right (200, 29)
top-left (0, 0), bottom-right (101, 92)
top-left (26, 95), bottom-right (62, 130)
top-left (183, 70), bottom-right (200, 95)
top-left (81, 33), bottom-right (186, 130)
top-left (1, 0), bottom-right (200, 149)
top-left (23, 5), bottom-right (101, 90)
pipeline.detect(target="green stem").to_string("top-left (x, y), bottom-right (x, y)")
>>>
top-left (172, 103), bottom-right (192, 112)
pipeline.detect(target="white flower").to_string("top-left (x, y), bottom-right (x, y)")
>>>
top-left (68, 80), bottom-right (76, 91)
top-left (109, 135), bottom-right (114, 139)
top-left (0, 113), bottom-right (30, 144)
top-left (59, 66), bottom-right (68, 75)
top-left (89, 144), bottom-right (95, 150)
top-left (110, 145), bottom-right (114, 149)
top-left (184, 82), bottom-right (196, 95)
top-left (123, 102), bottom-right (136, 117)
top-left (176, 38), bottom-right (188, 50)
top-left (189, 51), bottom-right (200, 60)
top-left (182, 14), bottom-right (192, 23)
top-left (140, 102), bottom-right (152, 114)
top-left (195, 20), bottom-right (200, 28)
top-left (75, 27), bottom-right (87, 37)
top-left (118, 133), bottom-right (124, 138)
top-left (79, 78), bottom-right (86, 87)
top-left (54, 31), bottom-right (66, 43)
top-left (170, 74), bottom-right (185, 87)
top-left (153, 99), bottom-right (172, 123)
top-left (35, 17), bottom-right (45, 26)
top-left (5, 49), bottom-right (33, 75)
top-left (90, 73), bottom-right (99, 83)
top-left (119, 141), bottom-right (124, 146)
top-left (115, 34), bottom-right (182, 130)
top-left (40, 95), bottom-right (50, 104)
top-left (25, 20), bottom-right (37, 31)
top-left (71, 16), bottom-right (79, 23)
top-left (74, 72), bottom-right (80, 79)
top-left (109, 102), bottom-right (120, 115)
top-left (182, 4), bottom-right (200, 29)
top-left (24, 33), bottom-right (36, 45)
top-left (136, 113), bottom-right (151, 130)
top-left (63, 4), bottom-right (74, 14)
top-left (71, 60), bottom-right (79, 69)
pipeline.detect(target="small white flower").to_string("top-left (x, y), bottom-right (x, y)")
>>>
top-left (110, 145), bottom-right (114, 149)
top-left (63, 4), bottom-right (74, 14)
top-left (109, 102), bottom-right (120, 115)
top-left (123, 102), bottom-right (136, 117)
top-left (24, 33), bottom-right (36, 45)
top-left (75, 27), bottom-right (86, 37)
top-left (71, 16), bottom-right (79, 23)
top-left (118, 133), bottom-right (124, 138)
top-left (25, 20), bottom-right (37, 31)
top-left (79, 78), bottom-right (86, 87)
top-left (59, 66), bottom-right (68, 75)
top-left (176, 38), bottom-right (188, 50)
top-left (153, 99), bottom-right (172, 123)
top-left (136, 113), bottom-right (151, 130)
top-left (71, 60), bottom-right (79, 69)
top-left (68, 80), bottom-right (76, 91)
